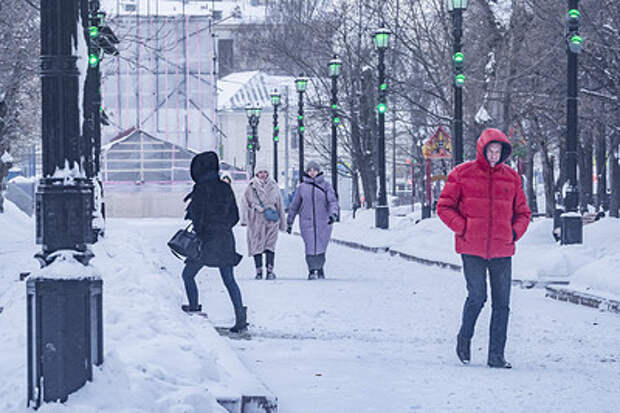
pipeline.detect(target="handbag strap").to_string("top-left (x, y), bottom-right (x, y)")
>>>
top-left (251, 185), bottom-right (266, 208)
top-left (170, 249), bottom-right (184, 261)
top-left (304, 181), bottom-right (326, 194)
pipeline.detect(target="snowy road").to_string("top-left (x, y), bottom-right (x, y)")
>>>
top-left (136, 220), bottom-right (620, 413)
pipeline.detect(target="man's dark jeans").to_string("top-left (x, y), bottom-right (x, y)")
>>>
top-left (458, 254), bottom-right (512, 359)
top-left (181, 260), bottom-right (243, 311)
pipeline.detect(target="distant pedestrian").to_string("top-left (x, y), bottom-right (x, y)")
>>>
top-left (286, 160), bottom-right (340, 280)
top-left (241, 165), bottom-right (286, 280)
top-left (220, 172), bottom-right (232, 185)
top-left (181, 151), bottom-right (248, 333)
top-left (437, 128), bottom-right (531, 369)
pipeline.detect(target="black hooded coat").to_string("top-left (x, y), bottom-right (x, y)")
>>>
top-left (185, 152), bottom-right (242, 267)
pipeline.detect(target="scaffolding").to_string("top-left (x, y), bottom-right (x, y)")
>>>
top-left (100, 0), bottom-right (219, 156)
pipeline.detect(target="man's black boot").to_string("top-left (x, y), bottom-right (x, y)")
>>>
top-left (488, 355), bottom-right (512, 369)
top-left (456, 335), bottom-right (471, 365)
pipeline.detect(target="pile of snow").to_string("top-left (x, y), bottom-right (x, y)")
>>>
top-left (8, 175), bottom-right (37, 185)
top-left (335, 207), bottom-right (620, 299)
top-left (0, 205), bottom-right (235, 412)
top-left (568, 220), bottom-right (620, 301)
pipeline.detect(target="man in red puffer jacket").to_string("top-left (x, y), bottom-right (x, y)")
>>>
top-left (437, 128), bottom-right (531, 369)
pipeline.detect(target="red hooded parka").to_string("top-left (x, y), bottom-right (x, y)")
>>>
top-left (437, 128), bottom-right (531, 259)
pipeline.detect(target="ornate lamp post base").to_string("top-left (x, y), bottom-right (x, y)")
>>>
top-left (421, 204), bottom-right (432, 219)
top-left (375, 205), bottom-right (389, 229)
top-left (560, 214), bottom-right (583, 244)
top-left (27, 275), bottom-right (103, 408)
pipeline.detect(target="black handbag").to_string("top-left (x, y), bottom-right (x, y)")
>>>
top-left (168, 224), bottom-right (202, 260)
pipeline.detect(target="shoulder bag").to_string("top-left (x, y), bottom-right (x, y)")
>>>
top-left (252, 186), bottom-right (280, 222)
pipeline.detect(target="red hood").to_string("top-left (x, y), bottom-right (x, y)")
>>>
top-left (475, 128), bottom-right (512, 168)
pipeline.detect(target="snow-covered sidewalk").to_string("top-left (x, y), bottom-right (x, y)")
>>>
top-left (0, 202), bottom-right (272, 412)
top-left (1, 201), bottom-right (619, 412)
top-left (218, 223), bottom-right (620, 412)
top-left (328, 206), bottom-right (620, 302)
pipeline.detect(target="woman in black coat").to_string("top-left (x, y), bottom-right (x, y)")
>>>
top-left (182, 151), bottom-right (247, 332)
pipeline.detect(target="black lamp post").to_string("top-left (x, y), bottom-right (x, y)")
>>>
top-left (245, 102), bottom-right (262, 177)
top-left (27, 1), bottom-right (104, 407)
top-left (85, 7), bottom-right (118, 241)
top-left (374, 26), bottom-right (391, 229)
top-left (447, 0), bottom-right (467, 165)
top-left (270, 88), bottom-right (281, 182)
top-left (295, 74), bottom-right (308, 181)
top-left (561, 0), bottom-right (583, 244)
top-left (328, 55), bottom-right (342, 195)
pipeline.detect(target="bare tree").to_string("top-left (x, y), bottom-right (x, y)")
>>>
top-left (0, 0), bottom-right (40, 212)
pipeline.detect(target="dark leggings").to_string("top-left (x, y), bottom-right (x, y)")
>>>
top-left (181, 260), bottom-right (243, 311)
top-left (253, 250), bottom-right (275, 269)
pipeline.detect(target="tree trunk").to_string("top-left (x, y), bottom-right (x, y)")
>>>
top-left (525, 145), bottom-right (538, 215)
top-left (579, 130), bottom-right (593, 211)
top-left (356, 67), bottom-right (378, 208)
top-left (610, 132), bottom-right (619, 218)
top-left (352, 170), bottom-right (361, 210)
top-left (0, 142), bottom-right (10, 214)
top-left (556, 140), bottom-right (566, 196)
top-left (595, 122), bottom-right (607, 210)
top-left (540, 143), bottom-right (556, 218)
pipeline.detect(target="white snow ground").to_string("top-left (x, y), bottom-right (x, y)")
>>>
top-left (1, 200), bottom-right (619, 412)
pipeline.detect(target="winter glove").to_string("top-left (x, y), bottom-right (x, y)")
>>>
top-left (327, 213), bottom-right (338, 225)
top-left (286, 225), bottom-right (292, 234)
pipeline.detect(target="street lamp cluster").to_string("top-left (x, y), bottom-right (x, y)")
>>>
top-left (245, 0), bottom-right (583, 242)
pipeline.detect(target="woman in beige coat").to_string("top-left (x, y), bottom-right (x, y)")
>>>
top-left (241, 166), bottom-right (286, 279)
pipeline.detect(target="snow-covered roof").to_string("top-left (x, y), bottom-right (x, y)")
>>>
top-left (100, 0), bottom-right (265, 23)
top-left (475, 105), bottom-right (492, 124)
top-left (218, 71), bottom-right (299, 111)
top-left (487, 0), bottom-right (512, 31)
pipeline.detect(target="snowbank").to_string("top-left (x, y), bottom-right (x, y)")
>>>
top-left (334, 207), bottom-right (620, 299)
top-left (0, 205), bottom-right (237, 412)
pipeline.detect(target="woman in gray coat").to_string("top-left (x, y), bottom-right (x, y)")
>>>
top-left (286, 160), bottom-right (340, 280)
top-left (241, 166), bottom-right (287, 280)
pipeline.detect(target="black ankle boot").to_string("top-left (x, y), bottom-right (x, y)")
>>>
top-left (230, 306), bottom-right (248, 333)
top-left (308, 270), bottom-right (318, 280)
top-left (488, 355), bottom-right (512, 369)
top-left (181, 304), bottom-right (202, 313)
top-left (255, 269), bottom-right (263, 280)
top-left (456, 335), bottom-right (471, 364)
